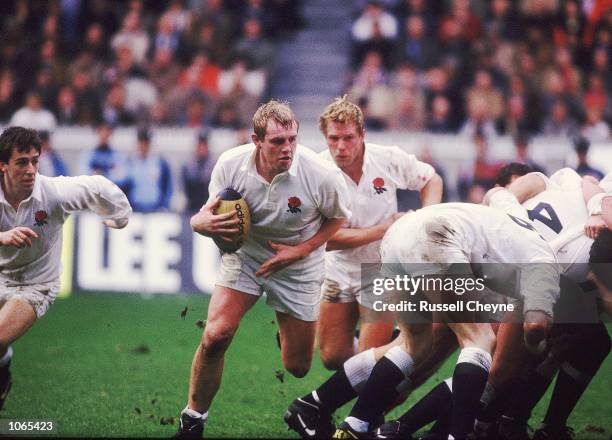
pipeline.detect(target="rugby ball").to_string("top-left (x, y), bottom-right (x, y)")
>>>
top-left (213, 188), bottom-right (251, 253)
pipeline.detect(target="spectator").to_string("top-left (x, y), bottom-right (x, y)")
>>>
top-left (71, 68), bottom-right (102, 124)
top-left (512, 133), bottom-right (546, 174)
top-left (152, 13), bottom-right (181, 58)
top-left (211, 101), bottom-right (242, 129)
top-left (10, 92), bottom-right (57, 131)
top-left (182, 130), bottom-right (214, 213)
top-left (426, 94), bottom-right (453, 133)
top-left (574, 137), bottom-right (605, 180)
top-left (582, 107), bottom-right (611, 142)
top-left (37, 130), bottom-right (68, 177)
top-left (542, 98), bottom-right (580, 138)
top-left (179, 52), bottom-right (221, 99)
top-left (79, 123), bottom-right (128, 186)
top-left (459, 94), bottom-right (499, 139)
top-left (465, 69), bottom-right (505, 125)
top-left (83, 22), bottom-right (112, 62)
top-left (101, 83), bottom-right (135, 126)
top-left (111, 11), bottom-right (150, 65)
top-left (399, 14), bottom-right (438, 69)
top-left (124, 128), bottom-right (173, 212)
top-left (351, 0), bottom-right (399, 67)
top-left (55, 86), bottom-right (78, 126)
top-left (233, 17), bottom-right (275, 71)
top-left (0, 70), bottom-right (18, 123)
top-left (458, 131), bottom-right (504, 199)
top-left (218, 59), bottom-right (265, 123)
top-left (147, 48), bottom-right (181, 99)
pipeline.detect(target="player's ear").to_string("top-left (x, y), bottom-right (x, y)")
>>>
top-left (251, 133), bottom-right (261, 147)
top-left (0, 162), bottom-right (7, 173)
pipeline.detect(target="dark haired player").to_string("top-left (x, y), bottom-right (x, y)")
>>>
top-left (0, 126), bottom-right (132, 409)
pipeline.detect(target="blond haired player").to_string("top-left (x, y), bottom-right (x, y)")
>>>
top-left (0, 127), bottom-right (132, 409)
top-left (316, 96), bottom-right (443, 370)
top-left (175, 100), bottom-right (351, 438)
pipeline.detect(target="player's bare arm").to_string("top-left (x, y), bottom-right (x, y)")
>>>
top-left (326, 212), bottom-right (404, 251)
top-left (420, 173), bottom-right (443, 206)
top-left (190, 196), bottom-right (241, 242)
top-left (256, 217), bottom-right (345, 278)
top-left (0, 227), bottom-right (38, 248)
top-left (582, 175), bottom-right (609, 238)
top-left (506, 171), bottom-right (547, 202)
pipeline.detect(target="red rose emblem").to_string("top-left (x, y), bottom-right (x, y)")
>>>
top-left (34, 210), bottom-right (48, 226)
top-left (287, 196), bottom-right (302, 213)
top-left (373, 177), bottom-right (385, 188)
top-left (372, 177), bottom-right (387, 194)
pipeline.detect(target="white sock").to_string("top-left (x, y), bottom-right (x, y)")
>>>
top-left (0, 346), bottom-right (13, 367)
top-left (343, 348), bottom-right (376, 393)
top-left (384, 346), bottom-right (415, 376)
top-left (345, 416), bottom-right (369, 433)
top-left (183, 406), bottom-right (208, 421)
top-left (457, 346), bottom-right (492, 372)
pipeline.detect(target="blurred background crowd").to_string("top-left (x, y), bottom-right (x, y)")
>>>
top-left (0, 0), bottom-right (610, 212)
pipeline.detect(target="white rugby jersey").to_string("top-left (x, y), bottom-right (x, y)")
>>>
top-left (319, 143), bottom-right (435, 287)
top-left (0, 174), bottom-right (132, 284)
top-left (383, 203), bottom-right (556, 265)
top-left (489, 168), bottom-right (612, 282)
top-left (208, 143), bottom-right (351, 275)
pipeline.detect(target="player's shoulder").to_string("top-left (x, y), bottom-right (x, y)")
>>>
top-left (548, 167), bottom-right (582, 190)
top-left (215, 143), bottom-right (255, 167)
top-left (365, 143), bottom-right (414, 164)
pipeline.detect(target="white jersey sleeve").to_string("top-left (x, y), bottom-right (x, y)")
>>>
top-left (600, 172), bottom-right (612, 193)
top-left (547, 168), bottom-right (582, 191)
top-left (54, 175), bottom-right (132, 226)
top-left (389, 147), bottom-right (435, 191)
top-left (316, 169), bottom-right (352, 220)
top-left (487, 189), bottom-right (530, 220)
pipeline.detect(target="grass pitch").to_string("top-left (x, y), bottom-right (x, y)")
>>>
top-left (4, 293), bottom-right (610, 438)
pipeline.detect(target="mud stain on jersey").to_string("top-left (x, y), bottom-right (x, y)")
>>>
top-left (421, 217), bottom-right (457, 263)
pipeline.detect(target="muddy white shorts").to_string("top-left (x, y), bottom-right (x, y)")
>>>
top-left (215, 252), bottom-right (322, 322)
top-left (0, 277), bottom-right (60, 318)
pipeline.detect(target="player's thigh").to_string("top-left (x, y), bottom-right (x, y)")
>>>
top-left (203, 285), bottom-right (259, 341)
top-left (358, 304), bottom-right (394, 351)
top-left (318, 301), bottom-right (359, 354)
top-left (277, 311), bottom-right (317, 367)
top-left (0, 298), bottom-right (38, 347)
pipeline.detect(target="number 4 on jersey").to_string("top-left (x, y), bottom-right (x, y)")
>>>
top-left (527, 202), bottom-right (563, 234)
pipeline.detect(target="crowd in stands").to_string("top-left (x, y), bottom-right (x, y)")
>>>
top-left (0, 1), bottom-right (610, 212)
top-left (0, 0), bottom-right (303, 131)
top-left (346, 0), bottom-right (612, 141)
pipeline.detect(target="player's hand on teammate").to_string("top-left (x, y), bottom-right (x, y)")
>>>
top-left (190, 197), bottom-right (241, 242)
top-left (0, 226), bottom-right (38, 248)
top-left (584, 214), bottom-right (607, 239)
top-left (383, 212), bottom-right (406, 230)
top-left (256, 241), bottom-right (310, 278)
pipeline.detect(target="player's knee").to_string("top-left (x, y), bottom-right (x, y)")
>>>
top-left (201, 327), bottom-right (235, 355)
top-left (286, 363), bottom-right (310, 378)
top-left (283, 355), bottom-right (312, 378)
top-left (523, 321), bottom-right (549, 352)
top-left (320, 351), bottom-right (347, 371)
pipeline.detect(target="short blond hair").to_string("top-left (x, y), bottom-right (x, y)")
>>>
top-left (319, 95), bottom-right (364, 135)
top-left (252, 99), bottom-right (297, 140)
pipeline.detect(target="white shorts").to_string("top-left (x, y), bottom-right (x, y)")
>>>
top-left (215, 252), bottom-right (322, 322)
top-left (0, 277), bottom-right (60, 318)
top-left (321, 264), bottom-right (383, 310)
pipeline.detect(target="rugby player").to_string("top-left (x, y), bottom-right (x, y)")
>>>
top-left (375, 168), bottom-right (612, 440)
top-left (317, 96), bottom-right (442, 370)
top-left (0, 126), bottom-right (132, 410)
top-left (174, 100), bottom-right (351, 438)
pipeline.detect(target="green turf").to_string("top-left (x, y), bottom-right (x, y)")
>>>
top-left (4, 293), bottom-right (610, 438)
